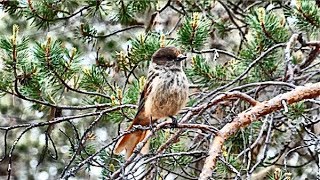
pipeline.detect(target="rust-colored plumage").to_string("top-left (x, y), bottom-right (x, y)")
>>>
top-left (114, 47), bottom-right (189, 159)
top-left (114, 124), bottom-right (150, 159)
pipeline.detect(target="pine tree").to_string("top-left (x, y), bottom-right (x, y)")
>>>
top-left (0, 0), bottom-right (320, 179)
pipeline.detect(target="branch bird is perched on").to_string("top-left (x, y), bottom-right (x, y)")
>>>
top-left (114, 46), bottom-right (189, 159)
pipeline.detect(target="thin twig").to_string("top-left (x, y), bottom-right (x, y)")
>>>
top-left (199, 82), bottom-right (320, 180)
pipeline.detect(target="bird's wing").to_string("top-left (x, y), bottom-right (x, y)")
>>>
top-left (135, 71), bottom-right (157, 119)
top-left (135, 79), bottom-right (151, 118)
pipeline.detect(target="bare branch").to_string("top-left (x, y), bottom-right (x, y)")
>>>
top-left (199, 82), bottom-right (320, 180)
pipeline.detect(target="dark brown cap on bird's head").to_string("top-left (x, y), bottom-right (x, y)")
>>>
top-left (152, 47), bottom-right (187, 63)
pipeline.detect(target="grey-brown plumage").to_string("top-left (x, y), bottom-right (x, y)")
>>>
top-left (114, 47), bottom-right (189, 159)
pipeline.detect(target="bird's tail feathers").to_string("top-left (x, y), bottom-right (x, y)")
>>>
top-left (114, 124), bottom-right (150, 159)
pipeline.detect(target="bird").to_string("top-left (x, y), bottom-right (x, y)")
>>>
top-left (114, 46), bottom-right (189, 159)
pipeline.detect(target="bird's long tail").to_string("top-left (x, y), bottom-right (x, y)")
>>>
top-left (114, 124), bottom-right (150, 159)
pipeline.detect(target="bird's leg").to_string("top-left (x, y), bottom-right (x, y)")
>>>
top-left (149, 115), bottom-right (155, 132)
top-left (169, 116), bottom-right (178, 128)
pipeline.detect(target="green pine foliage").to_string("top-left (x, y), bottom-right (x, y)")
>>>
top-left (99, 149), bottom-right (123, 179)
top-left (287, 102), bottom-right (306, 119)
top-left (213, 19), bottom-right (231, 39)
top-left (1, 0), bottom-right (320, 179)
top-left (122, 79), bottom-right (140, 104)
top-left (186, 55), bottom-right (227, 85)
top-left (111, 1), bottom-right (136, 26)
top-left (240, 8), bottom-right (289, 80)
top-left (80, 66), bottom-right (110, 95)
top-left (178, 13), bottom-right (210, 51)
top-left (129, 34), bottom-right (162, 65)
top-left (285, 0), bottom-right (320, 35)
top-left (150, 130), bottom-right (193, 171)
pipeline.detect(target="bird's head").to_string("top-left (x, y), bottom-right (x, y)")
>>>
top-left (151, 47), bottom-right (187, 68)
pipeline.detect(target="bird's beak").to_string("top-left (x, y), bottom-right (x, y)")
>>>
top-left (176, 54), bottom-right (187, 61)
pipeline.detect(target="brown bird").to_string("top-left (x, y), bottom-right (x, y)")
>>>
top-left (114, 46), bottom-right (189, 159)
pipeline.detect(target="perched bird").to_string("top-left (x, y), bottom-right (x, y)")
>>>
top-left (114, 46), bottom-right (189, 159)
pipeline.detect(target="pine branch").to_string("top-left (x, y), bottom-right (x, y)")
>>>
top-left (199, 82), bottom-right (320, 180)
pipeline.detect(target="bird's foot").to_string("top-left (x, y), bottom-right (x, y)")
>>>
top-left (149, 116), bottom-right (155, 133)
top-left (169, 116), bottom-right (178, 129)
top-left (149, 123), bottom-right (155, 133)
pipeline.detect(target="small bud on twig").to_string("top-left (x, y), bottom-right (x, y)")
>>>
top-left (11, 24), bottom-right (19, 46)
top-left (257, 7), bottom-right (266, 26)
top-left (160, 34), bottom-right (165, 48)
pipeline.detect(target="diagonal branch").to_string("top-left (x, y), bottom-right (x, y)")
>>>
top-left (199, 82), bottom-right (320, 180)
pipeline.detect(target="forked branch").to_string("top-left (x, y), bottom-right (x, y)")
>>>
top-left (199, 82), bottom-right (320, 180)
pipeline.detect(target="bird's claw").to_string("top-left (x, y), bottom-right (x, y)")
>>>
top-left (169, 116), bottom-right (178, 129)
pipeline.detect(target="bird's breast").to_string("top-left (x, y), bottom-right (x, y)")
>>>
top-left (144, 70), bottom-right (188, 120)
